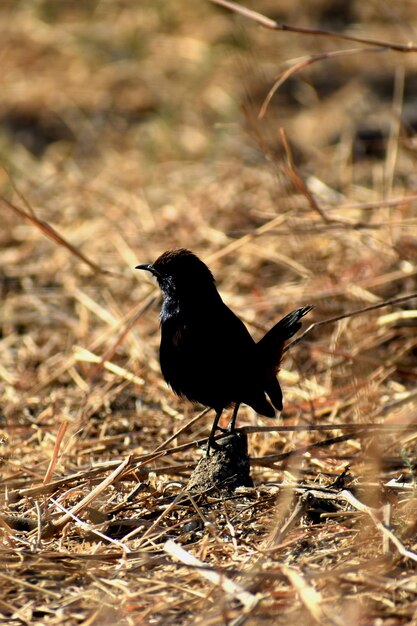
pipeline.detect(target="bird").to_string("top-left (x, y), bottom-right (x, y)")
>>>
top-left (136, 249), bottom-right (312, 453)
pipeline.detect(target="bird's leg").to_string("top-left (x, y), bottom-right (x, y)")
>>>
top-left (207, 409), bottom-right (223, 455)
top-left (227, 402), bottom-right (241, 432)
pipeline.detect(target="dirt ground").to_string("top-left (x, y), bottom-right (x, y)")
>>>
top-left (2, 1), bottom-right (417, 624)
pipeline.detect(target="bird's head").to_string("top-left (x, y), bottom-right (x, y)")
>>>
top-left (136, 249), bottom-right (215, 299)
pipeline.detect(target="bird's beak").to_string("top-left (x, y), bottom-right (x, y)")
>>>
top-left (135, 263), bottom-right (158, 276)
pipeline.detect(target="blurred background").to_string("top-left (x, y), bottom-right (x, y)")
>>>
top-left (2, 0), bottom-right (417, 429)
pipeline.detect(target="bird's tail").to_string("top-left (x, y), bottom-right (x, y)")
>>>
top-left (257, 305), bottom-right (313, 372)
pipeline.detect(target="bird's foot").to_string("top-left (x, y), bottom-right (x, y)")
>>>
top-left (206, 438), bottom-right (221, 456)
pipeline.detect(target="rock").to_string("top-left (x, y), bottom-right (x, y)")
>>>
top-left (186, 431), bottom-right (253, 494)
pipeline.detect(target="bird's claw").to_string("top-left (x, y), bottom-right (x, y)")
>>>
top-left (206, 439), bottom-right (221, 456)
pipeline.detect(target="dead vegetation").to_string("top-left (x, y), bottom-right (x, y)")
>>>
top-left (2, 1), bottom-right (417, 624)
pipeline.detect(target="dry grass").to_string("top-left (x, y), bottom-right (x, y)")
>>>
top-left (2, 1), bottom-right (417, 624)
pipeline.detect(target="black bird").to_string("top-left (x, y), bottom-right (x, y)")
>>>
top-left (136, 249), bottom-right (311, 452)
